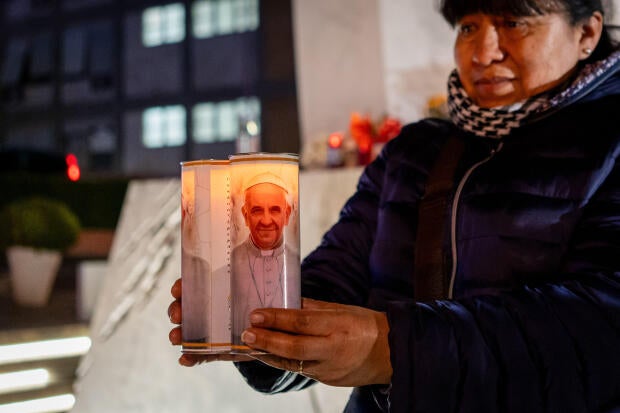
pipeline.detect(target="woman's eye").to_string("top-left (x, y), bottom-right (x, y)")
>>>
top-left (504, 20), bottom-right (522, 28)
top-left (502, 17), bottom-right (531, 31)
top-left (458, 23), bottom-right (475, 35)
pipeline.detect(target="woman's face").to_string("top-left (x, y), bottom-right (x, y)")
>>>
top-left (454, 12), bottom-right (590, 108)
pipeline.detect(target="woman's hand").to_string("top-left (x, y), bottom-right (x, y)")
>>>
top-left (243, 298), bottom-right (392, 387)
top-left (169, 278), bottom-right (393, 385)
top-left (168, 278), bottom-right (253, 366)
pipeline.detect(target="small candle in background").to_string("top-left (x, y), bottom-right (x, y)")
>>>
top-left (326, 132), bottom-right (344, 168)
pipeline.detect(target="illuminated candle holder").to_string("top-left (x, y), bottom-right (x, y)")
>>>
top-left (229, 153), bottom-right (301, 353)
top-left (180, 159), bottom-right (232, 354)
top-left (180, 154), bottom-right (300, 355)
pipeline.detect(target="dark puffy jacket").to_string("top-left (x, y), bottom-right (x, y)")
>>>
top-left (237, 63), bottom-right (620, 412)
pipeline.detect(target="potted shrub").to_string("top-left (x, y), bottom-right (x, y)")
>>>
top-left (0, 197), bottom-right (81, 307)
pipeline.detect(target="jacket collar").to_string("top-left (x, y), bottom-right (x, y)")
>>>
top-left (530, 49), bottom-right (620, 121)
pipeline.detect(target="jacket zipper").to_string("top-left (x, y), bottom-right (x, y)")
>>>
top-left (447, 141), bottom-right (504, 299)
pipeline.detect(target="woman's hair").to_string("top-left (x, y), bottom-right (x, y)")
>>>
top-left (439, 0), bottom-right (619, 61)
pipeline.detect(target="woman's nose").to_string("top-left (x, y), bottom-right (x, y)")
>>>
top-left (472, 26), bottom-right (504, 65)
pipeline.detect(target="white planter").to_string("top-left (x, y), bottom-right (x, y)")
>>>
top-left (7, 246), bottom-right (62, 307)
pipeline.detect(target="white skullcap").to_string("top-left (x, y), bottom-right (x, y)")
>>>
top-left (242, 172), bottom-right (289, 193)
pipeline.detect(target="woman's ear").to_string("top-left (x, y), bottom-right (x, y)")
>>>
top-left (578, 11), bottom-right (604, 60)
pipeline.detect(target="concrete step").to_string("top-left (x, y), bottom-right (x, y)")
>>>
top-left (0, 381), bottom-right (75, 405)
top-left (0, 324), bottom-right (89, 411)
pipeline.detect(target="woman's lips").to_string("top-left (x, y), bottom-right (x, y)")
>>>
top-left (474, 76), bottom-right (514, 95)
top-left (475, 76), bottom-right (512, 85)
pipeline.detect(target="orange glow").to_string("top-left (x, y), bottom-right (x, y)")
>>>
top-left (67, 164), bottom-right (81, 181)
top-left (358, 140), bottom-right (371, 153)
top-left (328, 133), bottom-right (344, 149)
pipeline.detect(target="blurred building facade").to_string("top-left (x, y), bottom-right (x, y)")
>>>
top-left (0, 0), bottom-right (300, 177)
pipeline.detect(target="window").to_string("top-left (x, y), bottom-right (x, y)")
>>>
top-left (62, 23), bottom-right (114, 89)
top-left (1, 38), bottom-right (28, 88)
top-left (30, 32), bottom-right (53, 81)
top-left (142, 3), bottom-right (186, 47)
top-left (90, 24), bottom-right (114, 88)
top-left (62, 28), bottom-right (87, 76)
top-left (142, 105), bottom-right (186, 148)
top-left (1, 33), bottom-right (54, 100)
top-left (193, 97), bottom-right (260, 143)
top-left (192, 0), bottom-right (259, 39)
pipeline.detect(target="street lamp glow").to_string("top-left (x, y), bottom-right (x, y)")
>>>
top-left (0, 337), bottom-right (91, 365)
top-left (0, 394), bottom-right (75, 413)
top-left (0, 369), bottom-right (50, 395)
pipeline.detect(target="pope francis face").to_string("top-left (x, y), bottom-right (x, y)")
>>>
top-left (242, 182), bottom-right (292, 250)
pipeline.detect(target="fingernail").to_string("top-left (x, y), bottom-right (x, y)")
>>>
top-left (250, 312), bottom-right (265, 324)
top-left (241, 330), bottom-right (256, 344)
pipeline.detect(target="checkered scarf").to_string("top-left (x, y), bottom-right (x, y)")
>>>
top-left (447, 50), bottom-right (620, 138)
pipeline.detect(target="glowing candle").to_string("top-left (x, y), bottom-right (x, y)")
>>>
top-left (180, 160), bottom-right (232, 354)
top-left (228, 153), bottom-right (300, 353)
top-left (180, 153), bottom-right (300, 355)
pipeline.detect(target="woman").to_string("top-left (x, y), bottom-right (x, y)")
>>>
top-left (169, 0), bottom-right (620, 411)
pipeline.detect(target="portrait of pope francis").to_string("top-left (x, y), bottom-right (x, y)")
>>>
top-left (231, 172), bottom-right (301, 349)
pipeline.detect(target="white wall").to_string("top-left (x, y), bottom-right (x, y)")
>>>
top-left (609, 0), bottom-right (620, 25)
top-left (378, 0), bottom-right (455, 121)
top-left (292, 0), bottom-right (456, 146)
top-left (292, 0), bottom-right (387, 144)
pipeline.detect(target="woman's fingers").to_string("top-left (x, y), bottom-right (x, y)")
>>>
top-left (169, 326), bottom-right (182, 345)
top-left (169, 278), bottom-right (182, 326)
top-left (168, 300), bottom-right (182, 324)
top-left (171, 278), bottom-right (182, 299)
top-left (242, 328), bottom-right (330, 361)
top-left (250, 300), bottom-right (361, 336)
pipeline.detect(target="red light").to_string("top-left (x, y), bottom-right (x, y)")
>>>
top-left (66, 153), bottom-right (80, 181)
top-left (66, 153), bottom-right (78, 166)
top-left (328, 133), bottom-right (344, 149)
top-left (67, 164), bottom-right (81, 181)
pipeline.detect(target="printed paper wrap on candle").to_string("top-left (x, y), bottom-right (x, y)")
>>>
top-left (229, 153), bottom-right (301, 353)
top-left (180, 160), bottom-right (232, 354)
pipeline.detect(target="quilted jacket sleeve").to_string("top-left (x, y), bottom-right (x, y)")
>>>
top-left (387, 150), bottom-right (620, 412)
